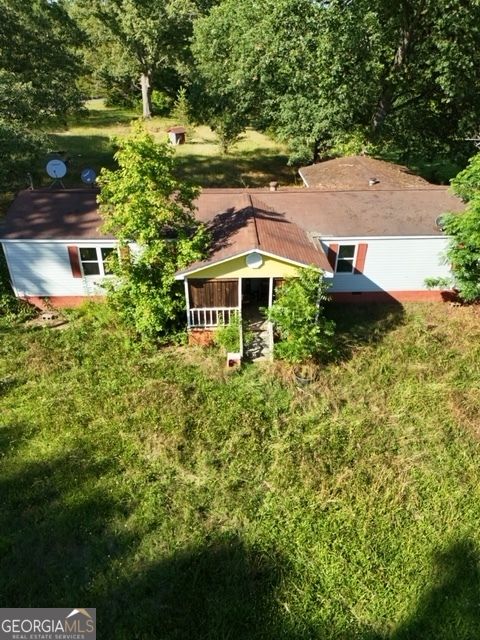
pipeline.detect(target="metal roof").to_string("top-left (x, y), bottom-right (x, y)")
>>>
top-left (176, 194), bottom-right (331, 275)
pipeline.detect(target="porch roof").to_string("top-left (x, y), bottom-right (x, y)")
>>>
top-left (175, 194), bottom-right (331, 278)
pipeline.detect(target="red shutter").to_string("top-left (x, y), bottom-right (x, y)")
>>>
top-left (67, 245), bottom-right (82, 278)
top-left (327, 243), bottom-right (339, 270)
top-left (354, 243), bottom-right (368, 274)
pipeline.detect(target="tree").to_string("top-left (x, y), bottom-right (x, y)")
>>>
top-left (171, 87), bottom-right (194, 136)
top-left (71, 0), bottom-right (217, 118)
top-left (98, 122), bottom-right (209, 338)
top-left (0, 0), bottom-right (83, 190)
top-left (266, 268), bottom-right (335, 364)
top-left (437, 155), bottom-right (480, 302)
top-left (192, 0), bottom-right (480, 165)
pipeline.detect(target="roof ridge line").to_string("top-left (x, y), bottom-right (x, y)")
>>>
top-left (247, 194), bottom-right (261, 249)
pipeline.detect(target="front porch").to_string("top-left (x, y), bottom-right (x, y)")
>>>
top-left (184, 276), bottom-right (281, 359)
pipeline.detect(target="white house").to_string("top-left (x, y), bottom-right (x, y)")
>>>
top-left (0, 162), bottom-right (464, 312)
top-left (0, 189), bottom-right (117, 308)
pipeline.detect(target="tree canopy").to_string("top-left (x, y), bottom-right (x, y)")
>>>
top-left (98, 122), bottom-right (209, 337)
top-left (71, 0), bottom-right (218, 117)
top-left (192, 0), bottom-right (480, 164)
top-left (0, 0), bottom-right (83, 191)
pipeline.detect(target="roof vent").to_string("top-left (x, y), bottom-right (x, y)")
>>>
top-left (269, 181), bottom-right (279, 192)
top-left (369, 177), bottom-right (379, 186)
top-left (435, 215), bottom-right (446, 231)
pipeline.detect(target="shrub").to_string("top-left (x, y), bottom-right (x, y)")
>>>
top-left (214, 314), bottom-right (241, 353)
top-left (267, 268), bottom-right (335, 364)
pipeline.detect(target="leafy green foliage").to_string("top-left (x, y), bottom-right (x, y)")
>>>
top-left (423, 153), bottom-right (480, 298)
top-left (267, 268), bottom-right (335, 364)
top-left (0, 0), bottom-right (83, 190)
top-left (71, 0), bottom-right (217, 117)
top-left (98, 122), bottom-right (209, 337)
top-left (171, 87), bottom-right (194, 137)
top-left (214, 314), bottom-right (241, 353)
top-left (429, 153), bottom-right (480, 302)
top-left (0, 246), bottom-right (34, 325)
top-left (192, 0), bottom-right (480, 164)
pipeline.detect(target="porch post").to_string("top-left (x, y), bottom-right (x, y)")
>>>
top-left (268, 277), bottom-right (274, 359)
top-left (238, 277), bottom-right (242, 317)
top-left (184, 278), bottom-right (191, 328)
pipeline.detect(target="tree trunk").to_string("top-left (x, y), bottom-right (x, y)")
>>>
top-left (140, 72), bottom-right (152, 119)
top-left (372, 28), bottom-right (412, 134)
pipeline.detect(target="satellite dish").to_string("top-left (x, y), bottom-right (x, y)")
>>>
top-left (81, 168), bottom-right (97, 185)
top-left (46, 158), bottom-right (67, 179)
top-left (246, 252), bottom-right (263, 269)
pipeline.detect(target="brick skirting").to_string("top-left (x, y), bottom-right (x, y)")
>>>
top-left (330, 290), bottom-right (457, 303)
top-left (21, 295), bottom-right (106, 310)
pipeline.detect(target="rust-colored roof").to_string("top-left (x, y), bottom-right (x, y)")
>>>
top-left (0, 189), bottom-right (112, 240)
top-left (299, 155), bottom-right (431, 190)
top-left (194, 188), bottom-right (464, 237)
top-left (0, 185), bottom-right (464, 246)
top-left (168, 126), bottom-right (186, 134)
top-left (176, 194), bottom-right (331, 275)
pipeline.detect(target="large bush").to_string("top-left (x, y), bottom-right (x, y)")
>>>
top-left (267, 268), bottom-right (335, 364)
top-left (98, 123), bottom-right (209, 338)
top-left (432, 153), bottom-right (480, 302)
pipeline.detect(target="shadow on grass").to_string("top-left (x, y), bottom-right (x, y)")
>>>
top-left (98, 537), bottom-right (301, 639)
top-left (326, 302), bottom-right (406, 363)
top-left (391, 540), bottom-right (480, 640)
top-left (0, 441), bottom-right (135, 607)
top-left (1, 372), bottom-right (478, 637)
top-left (0, 423), bottom-right (479, 638)
top-left (68, 106), bottom-right (138, 130)
top-left (174, 149), bottom-right (298, 188)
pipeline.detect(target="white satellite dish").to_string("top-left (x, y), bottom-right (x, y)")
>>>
top-left (81, 168), bottom-right (97, 185)
top-left (246, 252), bottom-right (263, 269)
top-left (46, 158), bottom-right (67, 179)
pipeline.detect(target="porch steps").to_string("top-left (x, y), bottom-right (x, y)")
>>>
top-left (244, 320), bottom-right (272, 361)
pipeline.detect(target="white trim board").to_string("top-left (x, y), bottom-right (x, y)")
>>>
top-left (318, 235), bottom-right (447, 241)
top-left (0, 238), bottom-right (117, 244)
top-left (175, 248), bottom-right (332, 280)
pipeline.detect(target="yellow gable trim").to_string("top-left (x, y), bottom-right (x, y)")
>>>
top-left (187, 254), bottom-right (304, 279)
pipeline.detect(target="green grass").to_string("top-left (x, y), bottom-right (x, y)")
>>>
top-left (1, 301), bottom-right (480, 638)
top-left (45, 99), bottom-right (296, 188)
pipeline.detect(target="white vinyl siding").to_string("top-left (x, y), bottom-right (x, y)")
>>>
top-left (321, 237), bottom-right (450, 292)
top-left (2, 241), bottom-right (116, 297)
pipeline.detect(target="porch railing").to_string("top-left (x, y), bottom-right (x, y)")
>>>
top-left (188, 307), bottom-right (240, 328)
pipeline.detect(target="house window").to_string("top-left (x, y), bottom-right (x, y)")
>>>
top-left (79, 247), bottom-right (115, 277)
top-left (335, 245), bottom-right (356, 273)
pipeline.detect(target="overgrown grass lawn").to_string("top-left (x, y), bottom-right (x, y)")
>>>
top-left (47, 99), bottom-right (295, 188)
top-left (1, 302), bottom-right (479, 638)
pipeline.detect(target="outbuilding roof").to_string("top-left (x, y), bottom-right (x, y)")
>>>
top-left (175, 194), bottom-right (331, 276)
top-left (0, 189), bottom-right (112, 240)
top-left (298, 155), bottom-right (431, 190)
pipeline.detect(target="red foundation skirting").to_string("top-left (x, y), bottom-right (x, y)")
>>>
top-left (188, 328), bottom-right (216, 346)
top-left (331, 290), bottom-right (457, 303)
top-left (21, 295), bottom-right (105, 310)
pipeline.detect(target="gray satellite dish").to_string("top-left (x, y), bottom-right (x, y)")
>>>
top-left (46, 158), bottom-right (67, 179)
top-left (81, 168), bottom-right (97, 185)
